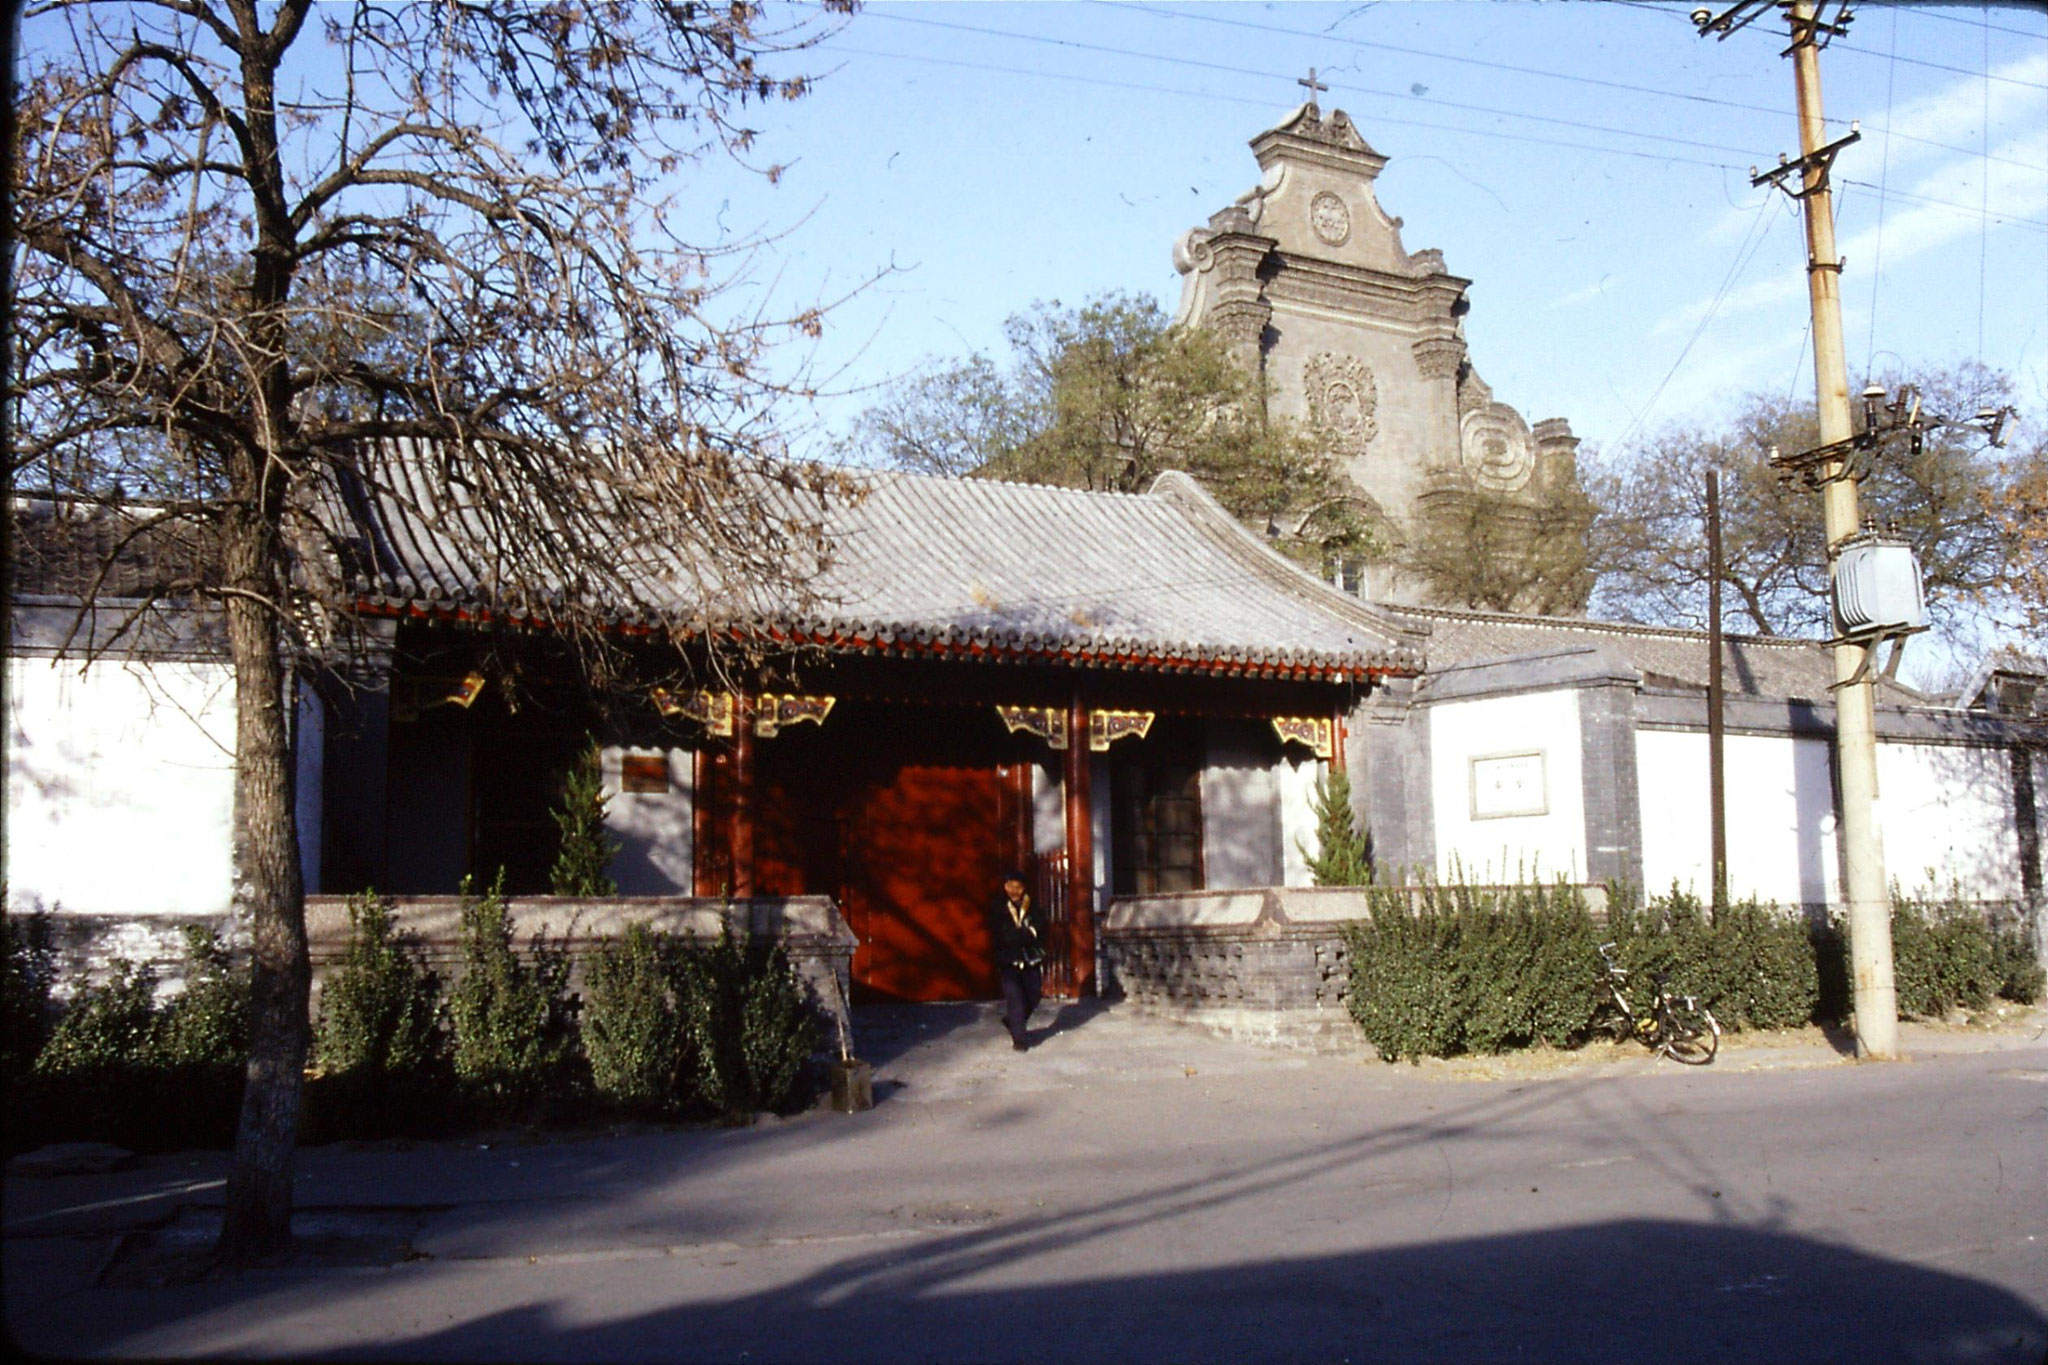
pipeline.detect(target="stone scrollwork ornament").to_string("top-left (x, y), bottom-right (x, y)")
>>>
top-left (1303, 353), bottom-right (1379, 455)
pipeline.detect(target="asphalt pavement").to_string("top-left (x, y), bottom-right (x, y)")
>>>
top-left (7, 1000), bottom-right (2047, 1362)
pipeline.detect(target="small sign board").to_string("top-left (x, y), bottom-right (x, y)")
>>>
top-left (1470, 751), bottom-right (1546, 819)
top-left (620, 753), bottom-right (670, 794)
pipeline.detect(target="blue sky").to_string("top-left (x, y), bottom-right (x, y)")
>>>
top-left (697, 1), bottom-right (2048, 465)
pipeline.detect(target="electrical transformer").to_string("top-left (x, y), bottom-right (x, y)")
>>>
top-left (1832, 533), bottom-right (1925, 636)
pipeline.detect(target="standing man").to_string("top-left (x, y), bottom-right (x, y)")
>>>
top-left (989, 870), bottom-right (1048, 1051)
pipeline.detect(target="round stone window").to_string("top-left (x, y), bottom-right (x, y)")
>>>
top-left (1309, 191), bottom-right (1351, 247)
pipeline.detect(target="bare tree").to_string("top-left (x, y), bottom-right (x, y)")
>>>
top-left (10, 0), bottom-right (855, 1262)
top-left (1587, 364), bottom-right (2030, 646)
top-left (1401, 480), bottom-right (1595, 616)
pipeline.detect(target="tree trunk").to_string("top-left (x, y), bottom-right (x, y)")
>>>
top-left (214, 513), bottom-right (310, 1266)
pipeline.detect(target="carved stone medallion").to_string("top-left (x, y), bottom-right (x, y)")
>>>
top-left (1303, 353), bottom-right (1378, 454)
top-left (1309, 191), bottom-right (1351, 247)
top-left (1460, 407), bottom-right (1535, 491)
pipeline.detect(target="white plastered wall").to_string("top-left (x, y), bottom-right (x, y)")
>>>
top-left (1428, 690), bottom-right (1586, 882)
top-left (1277, 753), bottom-right (1325, 888)
top-left (1636, 729), bottom-right (1839, 907)
top-left (1875, 740), bottom-right (2021, 901)
top-left (6, 656), bottom-right (237, 917)
top-left (599, 746), bottom-right (694, 894)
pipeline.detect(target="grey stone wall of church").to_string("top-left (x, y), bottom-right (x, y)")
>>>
top-left (1576, 683), bottom-right (1643, 890)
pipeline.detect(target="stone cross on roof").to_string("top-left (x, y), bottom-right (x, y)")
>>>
top-left (1298, 67), bottom-right (1328, 105)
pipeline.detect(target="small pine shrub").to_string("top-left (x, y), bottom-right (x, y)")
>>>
top-left (550, 743), bottom-right (620, 897)
top-left (675, 929), bottom-right (819, 1120)
top-left (1301, 770), bottom-right (1372, 887)
top-left (308, 892), bottom-right (450, 1140)
top-left (447, 875), bottom-right (578, 1121)
top-left (583, 923), bottom-right (683, 1116)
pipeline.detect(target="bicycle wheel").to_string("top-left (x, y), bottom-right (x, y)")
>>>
top-left (1658, 1001), bottom-right (1720, 1065)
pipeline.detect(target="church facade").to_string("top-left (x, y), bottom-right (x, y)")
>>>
top-left (1173, 97), bottom-right (1589, 609)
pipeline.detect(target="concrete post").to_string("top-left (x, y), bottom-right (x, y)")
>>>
top-left (1790, 0), bottom-right (1897, 1057)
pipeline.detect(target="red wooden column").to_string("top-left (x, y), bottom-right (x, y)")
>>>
top-left (1063, 693), bottom-right (1096, 996)
top-left (730, 693), bottom-right (756, 898)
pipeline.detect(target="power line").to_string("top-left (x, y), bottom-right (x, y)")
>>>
top-left (830, 31), bottom-right (2048, 232)
top-left (1863, 5), bottom-right (1897, 382)
top-left (828, 42), bottom-right (1762, 174)
top-left (1875, 3), bottom-right (2046, 41)
top-left (1626, 0), bottom-right (2048, 43)
top-left (1838, 177), bottom-right (2048, 233)
top-left (1611, 195), bottom-right (1788, 454)
top-left (858, 11), bottom-right (1786, 160)
top-left (868, 5), bottom-right (2047, 178)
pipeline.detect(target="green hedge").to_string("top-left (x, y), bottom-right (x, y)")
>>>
top-left (15, 889), bottom-right (827, 1152)
top-left (13, 927), bottom-right (248, 1153)
top-left (1345, 879), bottom-right (2040, 1062)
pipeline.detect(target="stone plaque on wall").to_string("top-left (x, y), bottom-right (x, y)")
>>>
top-left (1470, 751), bottom-right (1547, 819)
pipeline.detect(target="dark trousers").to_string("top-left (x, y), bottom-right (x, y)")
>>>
top-left (999, 963), bottom-right (1044, 1043)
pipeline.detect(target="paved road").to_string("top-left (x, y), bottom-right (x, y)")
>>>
top-left (7, 1003), bottom-right (2047, 1362)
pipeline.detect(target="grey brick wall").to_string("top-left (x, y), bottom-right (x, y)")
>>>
top-left (1577, 683), bottom-right (1644, 890)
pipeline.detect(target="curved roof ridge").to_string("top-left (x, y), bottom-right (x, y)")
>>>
top-left (1145, 469), bottom-right (1430, 651)
top-left (1384, 601), bottom-right (1822, 651)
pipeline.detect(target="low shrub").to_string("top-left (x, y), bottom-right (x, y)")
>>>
top-left (307, 892), bottom-right (451, 1141)
top-left (582, 923), bottom-right (684, 1116)
top-left (675, 929), bottom-right (819, 1120)
top-left (2, 910), bottom-right (58, 1084)
top-left (1349, 880), bottom-right (1834, 1062)
top-left (1344, 889), bottom-right (1464, 1062)
top-left (1991, 921), bottom-right (2045, 1005)
top-left (1344, 880), bottom-right (1600, 1062)
top-left (1887, 887), bottom-right (2035, 1018)
top-left (447, 874), bottom-right (579, 1122)
top-left (23, 929), bottom-right (249, 1152)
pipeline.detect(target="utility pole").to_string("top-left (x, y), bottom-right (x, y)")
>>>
top-left (1695, 0), bottom-right (1897, 1056)
top-left (1707, 470), bottom-right (1728, 911)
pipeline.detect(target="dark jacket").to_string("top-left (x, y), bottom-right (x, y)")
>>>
top-left (988, 891), bottom-right (1049, 971)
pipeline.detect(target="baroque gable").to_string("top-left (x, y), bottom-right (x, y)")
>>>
top-left (1174, 99), bottom-right (1587, 607)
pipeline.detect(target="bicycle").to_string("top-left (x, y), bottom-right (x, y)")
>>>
top-left (1598, 941), bottom-right (1720, 1064)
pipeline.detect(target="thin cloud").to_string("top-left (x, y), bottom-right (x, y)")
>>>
top-left (1649, 128), bottom-right (2048, 340)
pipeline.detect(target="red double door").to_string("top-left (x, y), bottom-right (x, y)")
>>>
top-left (749, 702), bottom-right (1042, 1002)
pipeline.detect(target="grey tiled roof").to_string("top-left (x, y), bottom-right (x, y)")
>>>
top-left (345, 460), bottom-right (1425, 681)
top-left (1387, 603), bottom-right (1930, 704)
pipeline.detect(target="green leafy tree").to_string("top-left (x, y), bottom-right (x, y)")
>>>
top-left (1301, 769), bottom-right (1373, 887)
top-left (550, 745), bottom-right (622, 897)
top-left (844, 292), bottom-right (1375, 571)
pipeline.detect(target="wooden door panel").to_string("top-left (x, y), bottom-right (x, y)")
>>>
top-left (848, 758), bottom-right (1005, 1001)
